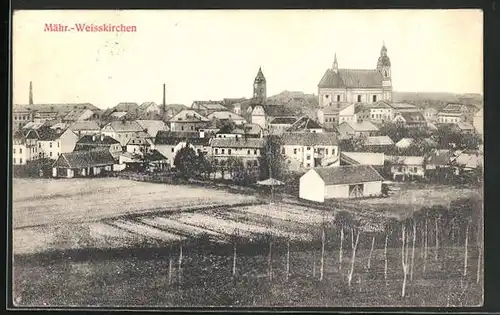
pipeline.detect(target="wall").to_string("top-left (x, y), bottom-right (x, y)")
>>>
top-left (362, 181), bottom-right (382, 197)
top-left (325, 184), bottom-right (349, 199)
top-left (299, 170), bottom-right (325, 202)
top-left (318, 88), bottom-right (347, 107)
top-left (346, 88), bottom-right (384, 104)
top-left (473, 114), bottom-right (483, 135)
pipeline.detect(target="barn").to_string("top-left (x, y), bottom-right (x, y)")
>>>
top-left (299, 165), bottom-right (384, 202)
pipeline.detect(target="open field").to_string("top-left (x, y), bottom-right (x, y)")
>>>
top-left (12, 178), bottom-right (259, 229)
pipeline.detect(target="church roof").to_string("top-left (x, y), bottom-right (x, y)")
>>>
top-left (254, 67), bottom-right (266, 84)
top-left (318, 68), bottom-right (384, 89)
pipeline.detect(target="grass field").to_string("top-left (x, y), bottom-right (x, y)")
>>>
top-left (12, 178), bottom-right (483, 307)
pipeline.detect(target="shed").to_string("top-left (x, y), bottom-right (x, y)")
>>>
top-left (299, 165), bottom-right (384, 202)
top-left (52, 149), bottom-right (115, 178)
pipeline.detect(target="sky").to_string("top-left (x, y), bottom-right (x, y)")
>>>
top-left (13, 9), bottom-right (483, 109)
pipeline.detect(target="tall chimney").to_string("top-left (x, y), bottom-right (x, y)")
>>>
top-left (29, 81), bottom-right (33, 105)
top-left (162, 83), bottom-right (166, 115)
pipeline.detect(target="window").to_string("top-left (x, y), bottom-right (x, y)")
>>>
top-left (325, 149), bottom-right (329, 155)
top-left (398, 166), bottom-right (402, 172)
top-left (190, 126), bottom-right (194, 130)
top-left (13, 158), bottom-right (16, 164)
top-left (13, 148), bottom-right (15, 154)
top-left (254, 149), bottom-right (257, 155)
top-left (181, 126), bottom-right (184, 131)
top-left (293, 148), bottom-right (297, 154)
top-left (357, 95), bottom-right (362, 102)
top-left (373, 95), bottom-right (377, 102)
top-left (49, 142), bottom-right (52, 148)
top-left (222, 149), bottom-right (225, 154)
top-left (19, 148), bottom-right (22, 154)
top-left (215, 148), bottom-right (219, 154)
top-left (306, 155), bottom-right (311, 160)
top-left (50, 152), bottom-right (53, 157)
top-left (57, 152), bottom-right (60, 156)
top-left (337, 95), bottom-right (341, 102)
top-left (197, 149), bottom-right (201, 154)
top-left (306, 146), bottom-right (311, 151)
top-left (325, 95), bottom-right (329, 99)
top-left (281, 148), bottom-right (285, 154)
top-left (247, 150), bottom-right (250, 155)
top-left (413, 167), bottom-right (418, 172)
top-left (228, 149), bottom-right (232, 155)
top-left (306, 163), bottom-right (311, 168)
top-left (171, 148), bottom-right (174, 152)
top-left (384, 70), bottom-right (388, 77)
top-left (57, 141), bottom-right (60, 147)
top-left (371, 114), bottom-right (375, 118)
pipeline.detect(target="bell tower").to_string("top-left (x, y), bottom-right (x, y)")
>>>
top-left (253, 67), bottom-right (267, 104)
top-left (377, 42), bottom-right (392, 101)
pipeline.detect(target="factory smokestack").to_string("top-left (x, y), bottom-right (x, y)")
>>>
top-left (29, 81), bottom-right (33, 105)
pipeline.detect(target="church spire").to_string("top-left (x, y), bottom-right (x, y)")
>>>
top-left (333, 53), bottom-right (338, 73)
top-left (381, 41), bottom-right (387, 56)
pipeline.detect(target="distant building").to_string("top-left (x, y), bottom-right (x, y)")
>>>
top-left (473, 108), bottom-right (483, 136)
top-left (191, 101), bottom-right (228, 116)
top-left (337, 120), bottom-right (379, 139)
top-left (135, 120), bottom-right (168, 138)
top-left (35, 127), bottom-right (79, 160)
top-left (317, 44), bottom-right (392, 107)
top-left (154, 131), bottom-right (211, 167)
top-left (281, 132), bottom-right (340, 169)
top-left (74, 134), bottom-right (122, 158)
top-left (253, 67), bottom-right (267, 104)
top-left (101, 120), bottom-right (145, 146)
top-left (287, 116), bottom-right (324, 133)
top-left (299, 165), bottom-right (384, 202)
top-left (126, 133), bottom-right (155, 156)
top-left (12, 130), bottom-right (39, 165)
top-left (395, 138), bottom-right (415, 149)
top-left (138, 102), bottom-right (163, 119)
top-left (316, 103), bottom-right (357, 129)
top-left (12, 106), bottom-right (35, 132)
top-left (207, 111), bottom-right (247, 125)
top-left (364, 136), bottom-right (395, 148)
top-left (68, 120), bottom-right (101, 137)
top-left (168, 109), bottom-right (210, 132)
top-left (52, 149), bottom-right (115, 178)
top-left (437, 103), bottom-right (470, 124)
top-left (250, 104), bottom-right (297, 130)
top-left (62, 108), bottom-right (96, 123)
top-left (392, 112), bottom-right (426, 128)
top-left (210, 138), bottom-right (265, 167)
top-left (385, 155), bottom-right (425, 181)
top-left (340, 151), bottom-right (385, 167)
top-left (268, 117), bottom-right (298, 135)
top-left (424, 107), bottom-right (438, 122)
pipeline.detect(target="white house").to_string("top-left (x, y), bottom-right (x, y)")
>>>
top-left (299, 165), bottom-right (384, 202)
top-left (316, 103), bottom-right (357, 128)
top-left (207, 111), bottom-right (247, 125)
top-left (36, 128), bottom-right (79, 160)
top-left (101, 120), bottom-right (145, 146)
top-left (385, 155), bottom-right (425, 181)
top-left (12, 130), bottom-right (39, 165)
top-left (395, 138), bottom-right (415, 149)
top-left (281, 132), bottom-right (340, 169)
top-left (210, 138), bottom-right (265, 167)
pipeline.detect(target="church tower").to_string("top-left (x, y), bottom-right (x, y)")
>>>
top-left (253, 67), bottom-right (267, 104)
top-left (377, 42), bottom-right (392, 101)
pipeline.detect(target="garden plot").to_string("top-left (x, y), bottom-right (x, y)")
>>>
top-left (237, 204), bottom-right (329, 224)
top-left (13, 228), bottom-right (57, 255)
top-left (110, 220), bottom-right (185, 242)
top-left (176, 213), bottom-right (312, 241)
top-left (140, 217), bottom-right (226, 241)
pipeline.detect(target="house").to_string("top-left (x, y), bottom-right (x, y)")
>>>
top-left (62, 108), bottom-right (96, 123)
top-left (366, 101), bottom-right (396, 123)
top-left (13, 105), bottom-right (35, 132)
top-left (395, 138), bottom-right (415, 149)
top-left (12, 130), bottom-right (39, 165)
top-left (317, 45), bottom-right (392, 107)
top-left (14, 103), bottom-right (99, 124)
top-left (355, 104), bottom-right (371, 122)
top-left (392, 112), bottom-right (427, 128)
top-left (437, 103), bottom-right (470, 124)
top-left (125, 131), bottom-right (155, 155)
top-left (34, 127), bottom-right (79, 160)
top-left (215, 123), bottom-right (263, 139)
top-left (144, 150), bottom-right (170, 171)
top-left (135, 120), bottom-right (168, 138)
top-left (154, 131), bottom-right (211, 167)
top-left (385, 155), bottom-right (425, 181)
top-left (287, 116), bottom-right (324, 133)
top-left (102, 102), bottom-right (139, 120)
top-left (250, 104), bottom-right (297, 130)
top-left (299, 165), bottom-right (384, 202)
top-left (453, 122), bottom-right (475, 134)
top-left (100, 120), bottom-right (145, 146)
top-left (74, 134), bottom-right (123, 159)
top-left (364, 136), bottom-right (394, 148)
top-left (340, 152), bottom-right (385, 167)
top-left (51, 149), bottom-right (115, 178)
top-left (424, 107), bottom-right (438, 122)
top-left (50, 122), bottom-right (68, 133)
top-left (425, 149), bottom-right (455, 171)
top-left (207, 111), bottom-right (247, 125)
top-left (316, 103), bottom-right (357, 129)
top-left (191, 101), bottom-right (228, 116)
top-left (337, 120), bottom-right (379, 139)
top-left (68, 120), bottom-right (101, 137)
top-left (22, 121), bottom-right (46, 131)
top-left (281, 132), bottom-right (340, 169)
top-left (168, 109), bottom-right (210, 132)
top-left (268, 117), bottom-right (298, 135)
top-left (210, 138), bottom-right (265, 167)
top-left (138, 102), bottom-right (163, 119)
top-left (473, 108), bottom-right (483, 136)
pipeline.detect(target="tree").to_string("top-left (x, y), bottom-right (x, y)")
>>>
top-left (258, 135), bottom-right (288, 180)
top-left (383, 217), bottom-right (400, 281)
top-left (173, 144), bottom-right (206, 179)
top-left (334, 211), bottom-right (355, 273)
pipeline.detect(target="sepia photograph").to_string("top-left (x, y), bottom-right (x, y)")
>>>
top-left (11, 9), bottom-right (483, 308)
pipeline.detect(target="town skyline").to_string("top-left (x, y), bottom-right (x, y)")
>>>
top-left (13, 10), bottom-right (483, 108)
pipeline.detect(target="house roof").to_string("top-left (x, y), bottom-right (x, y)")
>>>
top-left (110, 111), bottom-right (128, 118)
top-left (318, 68), bottom-right (384, 89)
top-left (35, 127), bottom-right (65, 141)
top-left (281, 132), bottom-right (338, 146)
top-left (454, 153), bottom-right (482, 169)
top-left (442, 103), bottom-right (469, 112)
top-left (340, 152), bottom-right (385, 166)
top-left (426, 149), bottom-right (454, 166)
top-left (256, 105), bottom-right (296, 117)
top-left (270, 117), bottom-right (297, 125)
top-left (13, 103), bottom-right (99, 114)
top-left (193, 101), bottom-right (227, 111)
top-left (395, 138), bottom-right (415, 148)
top-left (340, 120), bottom-right (379, 132)
top-left (68, 120), bottom-right (101, 131)
top-left (207, 111), bottom-right (247, 121)
top-left (321, 103), bottom-right (354, 115)
top-left (211, 138), bottom-right (265, 149)
top-left (390, 103), bottom-right (420, 110)
top-left (396, 112), bottom-right (426, 123)
top-left (455, 122), bottom-right (475, 130)
top-left (63, 109), bottom-right (93, 121)
top-left (385, 155), bottom-right (424, 165)
top-left (135, 120), bottom-right (167, 137)
top-left (53, 149), bottom-right (115, 169)
top-left (22, 121), bottom-right (46, 130)
top-left (475, 108), bottom-right (483, 116)
top-left (145, 150), bottom-right (168, 162)
top-left (312, 165), bottom-right (384, 185)
top-left (115, 102), bottom-right (139, 112)
top-left (365, 136), bottom-right (394, 146)
top-left (139, 102), bottom-right (158, 110)
top-left (50, 122), bottom-right (68, 130)
top-left (76, 135), bottom-right (120, 145)
top-left (169, 109), bottom-right (210, 122)
top-left (105, 120), bottom-right (144, 132)
top-left (236, 123), bottom-right (262, 136)
top-left (287, 116), bottom-right (323, 132)
top-left (154, 131), bottom-right (210, 146)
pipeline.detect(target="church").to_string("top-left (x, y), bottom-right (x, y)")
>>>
top-left (317, 43), bottom-right (393, 107)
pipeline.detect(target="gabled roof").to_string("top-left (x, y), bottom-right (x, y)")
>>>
top-left (255, 105), bottom-right (296, 117)
top-left (68, 120), bottom-right (101, 131)
top-left (53, 149), bottom-right (115, 169)
top-left (145, 149), bottom-right (168, 162)
top-left (22, 121), bottom-right (46, 130)
top-left (237, 123), bottom-right (262, 136)
top-left (369, 101), bottom-right (393, 109)
top-left (63, 108), bottom-right (94, 121)
top-left (453, 153), bottom-right (482, 169)
top-left (321, 103), bottom-right (355, 115)
top-left (395, 112), bottom-right (426, 123)
top-left (340, 152), bottom-right (385, 166)
top-left (340, 120), bottom-right (379, 132)
top-left (14, 103), bottom-right (99, 114)
top-left (312, 165), bottom-right (384, 185)
top-left (474, 108), bottom-right (483, 116)
top-left (135, 120), bottom-right (167, 137)
top-left (318, 68), bottom-right (384, 89)
top-left (192, 101), bottom-right (227, 111)
top-left (442, 103), bottom-right (469, 112)
top-left (207, 111), bottom-right (247, 121)
top-left (76, 135), bottom-right (120, 145)
top-left (395, 138), bottom-right (415, 148)
top-left (426, 149), bottom-right (454, 166)
top-left (169, 109), bottom-right (210, 122)
top-left (390, 103), bottom-right (420, 110)
top-left (455, 122), bottom-right (475, 130)
top-left (127, 136), bottom-right (154, 146)
top-left (281, 132), bottom-right (338, 146)
top-left (287, 116), bottom-right (323, 132)
top-left (110, 111), bottom-right (128, 118)
top-left (154, 130), bottom-right (208, 145)
top-left (385, 155), bottom-right (424, 166)
top-left (364, 136), bottom-right (394, 146)
top-left (115, 102), bottom-right (139, 112)
top-left (105, 120), bottom-right (144, 132)
top-left (211, 138), bottom-right (265, 149)
top-left (270, 117), bottom-right (297, 125)
top-left (139, 102), bottom-right (158, 110)
top-left (35, 127), bottom-right (65, 141)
